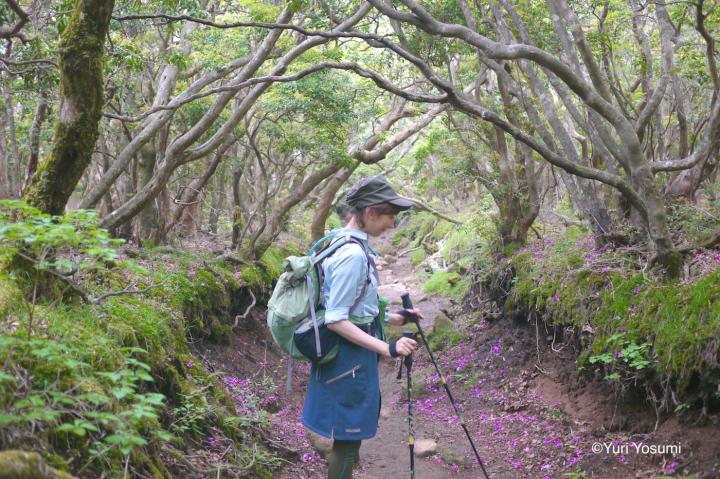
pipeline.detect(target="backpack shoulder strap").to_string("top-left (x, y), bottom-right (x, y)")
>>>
top-left (344, 237), bottom-right (373, 316)
top-left (310, 235), bottom-right (354, 265)
top-left (313, 235), bottom-right (374, 318)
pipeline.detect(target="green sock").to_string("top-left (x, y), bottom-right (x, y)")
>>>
top-left (328, 440), bottom-right (361, 479)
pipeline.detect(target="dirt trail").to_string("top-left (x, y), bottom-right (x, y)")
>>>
top-left (356, 232), bottom-right (453, 478)
top-left (222, 229), bottom-right (720, 479)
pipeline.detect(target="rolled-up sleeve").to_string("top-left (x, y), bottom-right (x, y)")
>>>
top-left (324, 247), bottom-right (367, 324)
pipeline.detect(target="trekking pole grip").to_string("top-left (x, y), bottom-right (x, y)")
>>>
top-left (401, 292), bottom-right (413, 310)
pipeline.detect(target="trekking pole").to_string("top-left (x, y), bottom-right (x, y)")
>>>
top-left (401, 293), bottom-right (491, 479)
top-left (396, 331), bottom-right (417, 479)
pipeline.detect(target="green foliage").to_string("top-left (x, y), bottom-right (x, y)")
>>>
top-left (0, 338), bottom-right (169, 460)
top-left (326, 212), bottom-right (342, 231)
top-left (0, 203), bottom-right (277, 476)
top-left (588, 332), bottom-right (652, 381)
top-left (440, 211), bottom-right (495, 264)
top-left (170, 391), bottom-right (210, 436)
top-left (667, 198), bottom-right (720, 243)
top-left (0, 200), bottom-right (123, 273)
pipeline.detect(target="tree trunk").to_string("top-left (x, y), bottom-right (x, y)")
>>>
top-left (248, 163), bottom-right (342, 259)
top-left (0, 102), bottom-right (10, 198)
top-left (166, 140), bottom-right (233, 235)
top-left (22, 0), bottom-right (114, 214)
top-left (208, 162), bottom-right (226, 235)
top-left (134, 144), bottom-right (164, 244)
top-left (2, 80), bottom-right (20, 197)
top-left (22, 90), bottom-right (49, 193)
top-left (231, 165), bottom-right (244, 249)
top-left (310, 164), bottom-right (358, 242)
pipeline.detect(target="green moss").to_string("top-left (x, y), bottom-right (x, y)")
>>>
top-left (0, 252), bottom-right (275, 478)
top-left (409, 249), bottom-right (426, 267)
top-left (502, 242), bottom-right (521, 257)
top-left (260, 246), bottom-right (284, 278)
top-left (427, 322), bottom-right (463, 353)
top-left (504, 227), bottom-right (720, 399)
top-left (429, 220), bottom-right (453, 242)
top-left (0, 274), bottom-right (23, 318)
top-left (422, 271), bottom-right (469, 300)
top-left (0, 450), bottom-right (75, 479)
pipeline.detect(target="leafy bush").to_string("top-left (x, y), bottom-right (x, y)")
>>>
top-left (0, 338), bottom-right (171, 460)
top-left (587, 332), bottom-right (652, 381)
top-left (0, 200), bottom-right (122, 274)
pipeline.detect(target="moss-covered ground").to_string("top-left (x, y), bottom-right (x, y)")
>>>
top-left (496, 224), bottom-right (720, 413)
top-left (0, 244), bottom-right (286, 478)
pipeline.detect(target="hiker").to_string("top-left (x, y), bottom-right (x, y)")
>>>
top-left (302, 176), bottom-right (423, 479)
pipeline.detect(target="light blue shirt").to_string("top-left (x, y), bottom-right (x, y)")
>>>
top-left (322, 228), bottom-right (379, 324)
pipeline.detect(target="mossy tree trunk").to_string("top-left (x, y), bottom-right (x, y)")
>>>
top-left (208, 162), bottom-right (226, 235)
top-left (0, 450), bottom-right (76, 479)
top-left (22, 0), bottom-right (114, 215)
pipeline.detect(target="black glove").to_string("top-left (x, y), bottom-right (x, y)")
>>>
top-left (388, 340), bottom-right (400, 358)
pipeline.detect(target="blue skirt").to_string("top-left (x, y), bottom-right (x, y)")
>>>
top-left (302, 337), bottom-right (380, 440)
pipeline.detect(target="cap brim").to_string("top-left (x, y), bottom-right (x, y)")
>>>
top-left (387, 197), bottom-right (415, 210)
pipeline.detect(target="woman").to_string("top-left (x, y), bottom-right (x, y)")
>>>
top-left (302, 176), bottom-right (423, 479)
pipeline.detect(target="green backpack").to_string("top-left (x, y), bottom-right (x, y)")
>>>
top-left (266, 234), bottom-right (371, 390)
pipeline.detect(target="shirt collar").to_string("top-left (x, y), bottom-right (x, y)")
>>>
top-left (333, 227), bottom-right (368, 242)
top-left (331, 227), bottom-right (378, 257)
